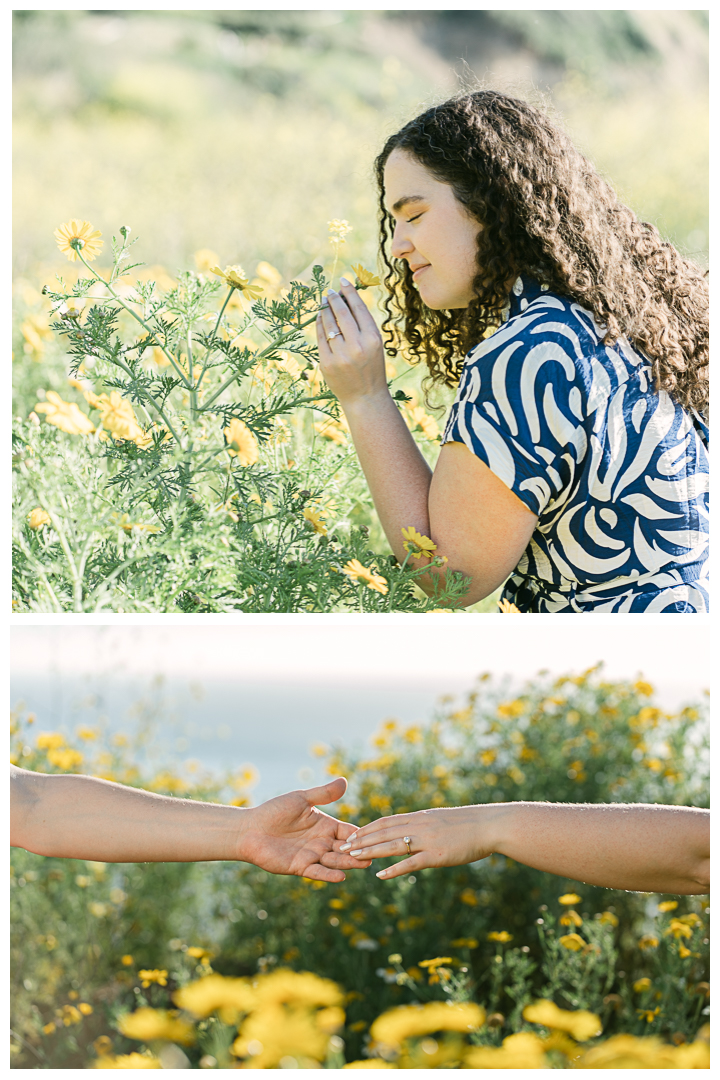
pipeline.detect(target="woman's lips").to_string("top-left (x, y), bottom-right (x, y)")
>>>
top-left (412, 264), bottom-right (430, 280)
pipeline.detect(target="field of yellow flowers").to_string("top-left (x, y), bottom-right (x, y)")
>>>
top-left (12, 220), bottom-right (485, 613)
top-left (11, 667), bottom-right (709, 1067)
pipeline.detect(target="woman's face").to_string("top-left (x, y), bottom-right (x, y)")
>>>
top-left (383, 148), bottom-right (481, 310)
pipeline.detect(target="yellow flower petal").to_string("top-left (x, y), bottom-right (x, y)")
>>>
top-left (35, 391), bottom-right (95, 435)
top-left (27, 507), bottom-right (52, 529)
top-left (341, 559), bottom-right (388, 595)
top-left (224, 418), bottom-right (259, 467)
top-left (351, 264), bottom-right (380, 287)
top-left (523, 1000), bottom-right (601, 1042)
top-left (401, 525), bottom-right (436, 559)
top-left (54, 219), bottom-right (104, 262)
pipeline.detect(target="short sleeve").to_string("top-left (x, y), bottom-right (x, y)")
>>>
top-left (442, 330), bottom-right (589, 518)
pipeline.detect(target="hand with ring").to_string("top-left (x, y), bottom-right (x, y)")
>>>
top-left (335, 806), bottom-right (495, 880)
top-left (316, 279), bottom-right (389, 408)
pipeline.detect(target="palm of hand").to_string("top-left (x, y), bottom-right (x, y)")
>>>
top-left (242, 788), bottom-right (367, 883)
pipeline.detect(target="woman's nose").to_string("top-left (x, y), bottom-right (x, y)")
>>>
top-left (390, 224), bottom-right (413, 261)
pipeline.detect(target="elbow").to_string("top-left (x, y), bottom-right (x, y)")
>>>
top-left (418, 561), bottom-right (501, 609)
top-left (693, 859), bottom-right (710, 894)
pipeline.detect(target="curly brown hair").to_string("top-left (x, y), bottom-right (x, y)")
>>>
top-left (375, 90), bottom-right (708, 413)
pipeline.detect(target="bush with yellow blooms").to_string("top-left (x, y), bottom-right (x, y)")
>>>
top-left (10, 667), bottom-right (708, 1066)
top-left (12, 225), bottom-right (470, 612)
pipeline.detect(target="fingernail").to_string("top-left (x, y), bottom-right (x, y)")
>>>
top-left (347, 833), bottom-right (357, 843)
top-left (349, 850), bottom-right (363, 858)
top-left (376, 869), bottom-right (388, 878)
top-left (340, 277), bottom-right (350, 286)
top-left (339, 843), bottom-right (351, 852)
top-left (327, 288), bottom-right (338, 295)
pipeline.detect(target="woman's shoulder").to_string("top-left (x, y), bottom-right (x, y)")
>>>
top-left (462, 275), bottom-right (646, 401)
top-left (468, 276), bottom-right (610, 360)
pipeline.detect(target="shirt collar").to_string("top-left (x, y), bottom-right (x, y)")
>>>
top-left (503, 275), bottom-right (549, 322)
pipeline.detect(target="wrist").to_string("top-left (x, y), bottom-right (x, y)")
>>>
top-left (230, 804), bottom-right (256, 863)
top-left (482, 801), bottom-right (520, 858)
top-left (340, 389), bottom-right (395, 420)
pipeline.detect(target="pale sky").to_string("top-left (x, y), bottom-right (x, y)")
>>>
top-left (11, 623), bottom-right (709, 705)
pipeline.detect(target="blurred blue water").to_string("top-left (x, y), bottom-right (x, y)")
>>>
top-left (11, 673), bottom-right (473, 801)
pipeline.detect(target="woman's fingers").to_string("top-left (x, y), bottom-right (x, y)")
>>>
top-left (339, 279), bottom-right (380, 334)
top-left (339, 820), bottom-right (415, 851)
top-left (321, 850), bottom-right (373, 870)
top-left (376, 853), bottom-right (426, 880)
top-left (319, 304), bottom-right (343, 344)
top-left (348, 836), bottom-right (414, 860)
top-left (324, 289), bottom-right (360, 340)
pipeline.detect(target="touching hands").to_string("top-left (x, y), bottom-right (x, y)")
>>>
top-left (335, 806), bottom-right (491, 880)
top-left (316, 279), bottom-right (389, 407)
top-left (240, 777), bottom-right (373, 883)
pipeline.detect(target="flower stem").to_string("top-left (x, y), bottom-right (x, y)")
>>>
top-left (72, 250), bottom-right (184, 446)
top-left (194, 287), bottom-right (235, 395)
top-left (74, 249), bottom-right (192, 389)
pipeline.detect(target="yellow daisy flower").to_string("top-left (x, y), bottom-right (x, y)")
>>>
top-left (341, 559), bottom-right (388, 595)
top-left (90, 391), bottom-right (149, 446)
top-left (558, 933), bottom-right (585, 951)
top-left (498, 598), bottom-right (521, 612)
top-left (401, 525), bottom-right (437, 559)
top-left (522, 1000), bottom-right (601, 1041)
top-left (351, 264), bottom-right (380, 287)
top-left (35, 391), bottom-right (95, 435)
top-left (138, 969), bottom-right (168, 989)
top-left (118, 1007), bottom-right (195, 1046)
top-left (210, 265), bottom-right (263, 300)
top-left (303, 507), bottom-right (329, 536)
top-left (224, 418), bottom-right (259, 467)
top-left (93, 1051), bottom-right (161, 1068)
top-left (27, 507), bottom-right (52, 529)
top-left (54, 219), bottom-right (104, 262)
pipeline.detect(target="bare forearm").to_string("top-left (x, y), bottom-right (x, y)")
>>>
top-left (490, 802), bottom-right (709, 894)
top-left (11, 767), bottom-right (246, 863)
top-left (342, 393), bottom-right (433, 561)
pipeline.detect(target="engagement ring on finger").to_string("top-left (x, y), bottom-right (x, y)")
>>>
top-left (403, 836), bottom-right (412, 854)
top-left (327, 330), bottom-right (342, 340)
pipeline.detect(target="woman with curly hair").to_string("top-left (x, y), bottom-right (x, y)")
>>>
top-left (316, 91), bottom-right (709, 612)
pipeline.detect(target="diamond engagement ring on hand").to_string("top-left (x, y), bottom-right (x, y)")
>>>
top-left (403, 836), bottom-right (412, 854)
top-left (327, 330), bottom-right (342, 340)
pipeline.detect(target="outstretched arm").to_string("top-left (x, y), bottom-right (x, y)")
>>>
top-left (11, 765), bottom-right (369, 882)
top-left (338, 802), bottom-right (709, 894)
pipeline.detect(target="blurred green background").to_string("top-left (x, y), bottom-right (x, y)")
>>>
top-left (13, 9), bottom-right (709, 278)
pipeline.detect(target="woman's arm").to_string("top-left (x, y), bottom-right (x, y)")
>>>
top-left (317, 282), bottom-right (536, 604)
top-left (338, 802), bottom-right (710, 894)
top-left (10, 765), bottom-right (367, 881)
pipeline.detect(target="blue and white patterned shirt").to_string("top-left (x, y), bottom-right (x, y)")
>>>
top-left (442, 276), bottom-right (709, 612)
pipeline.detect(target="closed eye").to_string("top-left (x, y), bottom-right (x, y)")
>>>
top-left (407, 213), bottom-right (423, 223)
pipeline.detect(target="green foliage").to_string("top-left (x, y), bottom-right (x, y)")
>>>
top-left (10, 669), bottom-right (709, 1067)
top-left (12, 234), bottom-right (468, 612)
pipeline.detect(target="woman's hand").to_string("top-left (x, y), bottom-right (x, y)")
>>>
top-left (336, 805), bottom-right (496, 880)
top-left (316, 279), bottom-right (389, 407)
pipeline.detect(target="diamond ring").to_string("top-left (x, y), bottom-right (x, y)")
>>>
top-left (403, 836), bottom-right (412, 854)
top-left (327, 330), bottom-right (342, 340)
